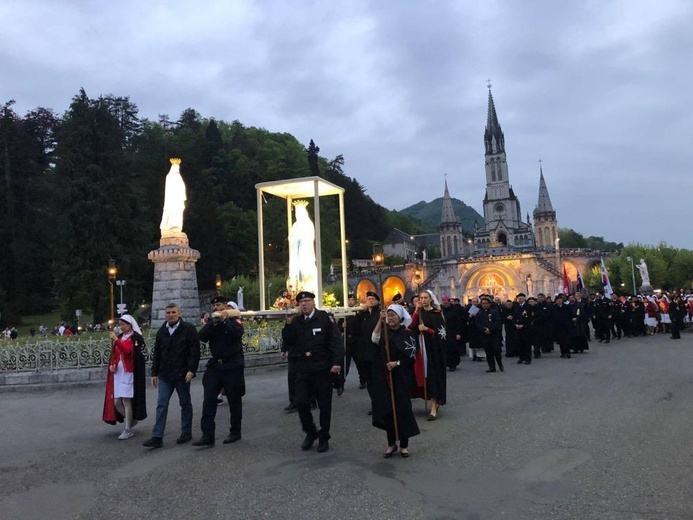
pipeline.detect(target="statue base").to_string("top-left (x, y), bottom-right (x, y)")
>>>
top-left (148, 233), bottom-right (201, 328)
top-left (639, 285), bottom-right (654, 295)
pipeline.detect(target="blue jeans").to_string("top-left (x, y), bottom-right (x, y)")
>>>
top-left (151, 377), bottom-right (192, 439)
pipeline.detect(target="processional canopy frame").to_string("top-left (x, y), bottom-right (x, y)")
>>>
top-left (255, 176), bottom-right (348, 311)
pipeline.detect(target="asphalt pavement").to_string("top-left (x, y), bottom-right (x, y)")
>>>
top-left (1, 331), bottom-right (692, 520)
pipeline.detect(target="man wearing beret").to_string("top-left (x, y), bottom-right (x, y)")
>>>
top-left (282, 291), bottom-right (344, 453)
top-left (474, 296), bottom-right (504, 372)
top-left (193, 295), bottom-right (245, 446)
top-left (513, 293), bottom-right (533, 365)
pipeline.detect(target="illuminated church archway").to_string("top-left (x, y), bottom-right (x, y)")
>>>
top-left (382, 276), bottom-right (405, 304)
top-left (463, 264), bottom-right (521, 301)
top-left (356, 279), bottom-right (377, 303)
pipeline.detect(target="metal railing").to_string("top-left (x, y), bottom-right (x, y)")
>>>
top-left (0, 319), bottom-right (284, 373)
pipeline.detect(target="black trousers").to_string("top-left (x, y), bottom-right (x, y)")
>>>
top-left (517, 332), bottom-right (532, 363)
top-left (387, 426), bottom-right (408, 449)
top-left (201, 364), bottom-right (244, 438)
top-left (558, 340), bottom-right (571, 356)
top-left (481, 336), bottom-right (503, 370)
top-left (296, 369), bottom-right (333, 440)
top-left (287, 358), bottom-right (297, 405)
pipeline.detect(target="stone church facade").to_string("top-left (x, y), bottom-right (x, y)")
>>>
top-left (354, 88), bottom-right (604, 303)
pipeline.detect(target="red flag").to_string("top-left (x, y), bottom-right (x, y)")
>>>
top-left (562, 265), bottom-right (570, 296)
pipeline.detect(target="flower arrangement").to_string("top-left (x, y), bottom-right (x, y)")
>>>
top-left (322, 292), bottom-right (340, 308)
top-left (272, 291), bottom-right (297, 310)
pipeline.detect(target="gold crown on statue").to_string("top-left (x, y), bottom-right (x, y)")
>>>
top-left (169, 158), bottom-right (182, 165)
top-left (292, 200), bottom-right (309, 208)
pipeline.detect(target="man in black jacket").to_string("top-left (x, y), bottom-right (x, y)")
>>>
top-left (282, 291), bottom-right (344, 453)
top-left (143, 304), bottom-right (201, 449)
top-left (513, 293), bottom-right (533, 365)
top-left (475, 296), bottom-right (503, 372)
top-left (193, 296), bottom-right (245, 446)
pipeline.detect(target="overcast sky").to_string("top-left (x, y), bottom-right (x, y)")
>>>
top-left (2, 0), bottom-right (692, 247)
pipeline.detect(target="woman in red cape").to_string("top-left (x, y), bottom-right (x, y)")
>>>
top-left (408, 290), bottom-right (447, 421)
top-left (102, 315), bottom-right (147, 439)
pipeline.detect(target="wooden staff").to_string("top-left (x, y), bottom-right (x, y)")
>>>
top-left (417, 306), bottom-right (429, 411)
top-left (379, 276), bottom-right (399, 442)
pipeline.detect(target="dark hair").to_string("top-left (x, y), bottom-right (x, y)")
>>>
top-left (165, 303), bottom-right (179, 310)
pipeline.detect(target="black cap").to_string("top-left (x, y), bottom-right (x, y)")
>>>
top-left (516, 293), bottom-right (526, 298)
top-left (211, 296), bottom-right (226, 304)
top-left (296, 291), bottom-right (315, 301)
top-left (392, 293), bottom-right (402, 302)
top-left (366, 291), bottom-right (380, 301)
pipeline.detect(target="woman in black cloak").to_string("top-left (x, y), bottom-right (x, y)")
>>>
top-left (369, 305), bottom-right (420, 458)
top-left (409, 290), bottom-right (447, 420)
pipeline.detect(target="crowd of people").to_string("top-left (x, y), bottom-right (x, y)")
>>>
top-left (101, 288), bottom-right (690, 459)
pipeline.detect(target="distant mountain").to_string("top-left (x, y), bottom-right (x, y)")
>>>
top-left (399, 198), bottom-right (484, 233)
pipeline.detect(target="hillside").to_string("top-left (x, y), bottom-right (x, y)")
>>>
top-left (399, 198), bottom-right (484, 233)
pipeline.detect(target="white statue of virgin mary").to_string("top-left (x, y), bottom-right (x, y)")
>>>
top-left (160, 158), bottom-right (187, 234)
top-left (287, 200), bottom-right (318, 296)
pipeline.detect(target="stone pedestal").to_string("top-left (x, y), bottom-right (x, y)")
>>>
top-left (148, 232), bottom-right (201, 328)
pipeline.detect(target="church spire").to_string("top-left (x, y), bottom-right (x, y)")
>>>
top-left (440, 176), bottom-right (457, 224)
top-left (484, 83), bottom-right (505, 155)
top-left (534, 164), bottom-right (554, 214)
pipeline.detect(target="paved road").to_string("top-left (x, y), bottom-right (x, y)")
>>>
top-left (2, 332), bottom-right (692, 520)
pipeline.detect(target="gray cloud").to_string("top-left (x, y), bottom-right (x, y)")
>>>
top-left (1, 0), bottom-right (692, 246)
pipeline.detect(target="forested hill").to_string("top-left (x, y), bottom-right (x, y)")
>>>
top-left (0, 91), bottom-right (429, 322)
top-left (399, 198), bottom-right (484, 232)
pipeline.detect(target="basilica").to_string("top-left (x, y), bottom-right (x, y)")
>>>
top-left (367, 88), bottom-right (603, 303)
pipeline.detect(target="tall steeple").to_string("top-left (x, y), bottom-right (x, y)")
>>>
top-left (439, 176), bottom-right (465, 258)
top-left (535, 166), bottom-right (554, 213)
top-left (533, 162), bottom-right (558, 249)
top-left (475, 83), bottom-right (533, 250)
top-left (440, 177), bottom-right (457, 224)
top-left (484, 85), bottom-right (505, 156)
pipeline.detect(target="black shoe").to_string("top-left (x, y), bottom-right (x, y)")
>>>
top-left (517, 359), bottom-right (524, 364)
top-left (383, 446), bottom-right (398, 458)
top-left (176, 433), bottom-right (192, 444)
top-left (499, 364), bottom-right (504, 372)
top-left (448, 366), bottom-right (457, 372)
top-left (284, 404), bottom-right (297, 413)
top-left (524, 361), bottom-right (531, 365)
top-left (485, 368), bottom-right (496, 373)
top-left (301, 432), bottom-right (318, 451)
top-left (192, 437), bottom-right (215, 447)
top-left (216, 398), bottom-right (223, 405)
top-left (534, 352), bottom-right (541, 359)
top-left (566, 354), bottom-right (571, 358)
top-left (336, 385), bottom-right (344, 396)
top-left (142, 437), bottom-right (163, 449)
top-left (317, 439), bottom-right (329, 453)
top-left (223, 432), bottom-right (241, 444)
top-left (359, 382), bottom-right (367, 389)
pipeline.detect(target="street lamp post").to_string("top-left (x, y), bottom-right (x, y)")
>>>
top-left (107, 259), bottom-right (117, 324)
top-left (626, 256), bottom-right (637, 295)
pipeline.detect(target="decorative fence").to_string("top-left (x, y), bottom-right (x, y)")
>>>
top-left (0, 319), bottom-right (284, 373)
